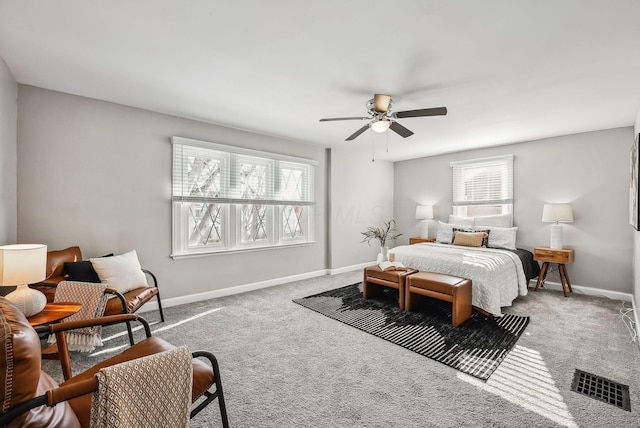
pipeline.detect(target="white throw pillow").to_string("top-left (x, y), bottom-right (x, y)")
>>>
top-left (474, 213), bottom-right (513, 228)
top-left (476, 226), bottom-right (518, 250)
top-left (437, 221), bottom-right (473, 244)
top-left (90, 250), bottom-right (148, 294)
top-left (436, 221), bottom-right (453, 243)
top-left (448, 215), bottom-right (475, 227)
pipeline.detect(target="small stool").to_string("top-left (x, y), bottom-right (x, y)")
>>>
top-left (363, 265), bottom-right (418, 310)
top-left (405, 272), bottom-right (472, 327)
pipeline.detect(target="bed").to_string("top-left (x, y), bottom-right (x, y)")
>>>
top-left (389, 214), bottom-right (540, 317)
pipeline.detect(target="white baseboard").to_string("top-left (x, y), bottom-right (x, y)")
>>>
top-left (138, 265), bottom-right (636, 323)
top-left (137, 262), bottom-right (374, 314)
top-left (137, 268), bottom-right (329, 313)
top-left (329, 261), bottom-right (374, 275)
top-left (538, 280), bottom-right (633, 302)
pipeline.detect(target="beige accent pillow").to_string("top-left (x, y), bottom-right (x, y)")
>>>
top-left (452, 231), bottom-right (488, 247)
top-left (90, 250), bottom-right (148, 294)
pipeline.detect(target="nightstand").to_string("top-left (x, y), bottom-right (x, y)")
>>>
top-left (533, 247), bottom-right (574, 297)
top-left (409, 237), bottom-right (436, 245)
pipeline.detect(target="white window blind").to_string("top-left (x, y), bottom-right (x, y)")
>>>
top-left (171, 136), bottom-right (315, 257)
top-left (450, 155), bottom-right (513, 217)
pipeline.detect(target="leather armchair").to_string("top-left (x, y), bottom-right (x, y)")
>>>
top-left (30, 246), bottom-right (165, 345)
top-left (0, 297), bottom-right (228, 428)
top-left (31, 246), bottom-right (83, 302)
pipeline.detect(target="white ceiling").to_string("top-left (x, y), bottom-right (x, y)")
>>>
top-left (1, 1), bottom-right (640, 161)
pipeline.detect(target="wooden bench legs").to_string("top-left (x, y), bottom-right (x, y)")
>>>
top-left (363, 266), bottom-right (473, 327)
top-left (363, 266), bottom-right (418, 310)
top-left (405, 271), bottom-right (472, 327)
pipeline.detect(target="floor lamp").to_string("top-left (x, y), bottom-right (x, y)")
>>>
top-left (0, 244), bottom-right (48, 317)
top-left (542, 204), bottom-right (573, 249)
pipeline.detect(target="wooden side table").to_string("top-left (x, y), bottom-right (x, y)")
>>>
top-left (409, 237), bottom-right (436, 245)
top-left (28, 302), bottom-right (82, 381)
top-left (27, 302), bottom-right (82, 327)
top-left (533, 247), bottom-right (574, 297)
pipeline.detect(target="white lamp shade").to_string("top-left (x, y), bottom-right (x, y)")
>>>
top-left (542, 203), bottom-right (574, 223)
top-left (415, 205), bottom-right (434, 220)
top-left (0, 244), bottom-right (47, 285)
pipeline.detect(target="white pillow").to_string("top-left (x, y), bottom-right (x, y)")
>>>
top-left (437, 221), bottom-right (473, 244)
top-left (90, 250), bottom-right (148, 294)
top-left (476, 226), bottom-right (518, 250)
top-left (448, 215), bottom-right (475, 227)
top-left (474, 213), bottom-right (513, 228)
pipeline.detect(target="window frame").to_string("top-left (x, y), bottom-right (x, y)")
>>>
top-left (450, 154), bottom-right (514, 217)
top-left (171, 136), bottom-right (316, 258)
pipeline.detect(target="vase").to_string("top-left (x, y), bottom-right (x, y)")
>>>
top-left (379, 246), bottom-right (389, 262)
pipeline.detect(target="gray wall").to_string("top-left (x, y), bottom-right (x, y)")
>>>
top-left (394, 127), bottom-right (634, 294)
top-left (17, 85), bottom-right (327, 299)
top-left (329, 147), bottom-right (394, 269)
top-left (0, 58), bottom-right (17, 244)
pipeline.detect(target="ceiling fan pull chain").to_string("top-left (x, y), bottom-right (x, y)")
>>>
top-left (371, 138), bottom-right (375, 162)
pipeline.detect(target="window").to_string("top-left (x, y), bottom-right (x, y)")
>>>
top-left (450, 155), bottom-right (513, 217)
top-left (172, 137), bottom-right (315, 257)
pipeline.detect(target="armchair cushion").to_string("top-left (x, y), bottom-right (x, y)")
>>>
top-left (63, 261), bottom-right (101, 283)
top-left (90, 250), bottom-right (148, 294)
top-left (0, 298), bottom-right (81, 427)
top-left (64, 337), bottom-right (215, 427)
top-left (64, 254), bottom-right (114, 283)
top-left (104, 286), bottom-right (159, 316)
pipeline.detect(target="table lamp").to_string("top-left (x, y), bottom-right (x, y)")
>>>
top-left (542, 204), bottom-right (573, 249)
top-left (0, 244), bottom-right (48, 317)
top-left (415, 205), bottom-right (434, 239)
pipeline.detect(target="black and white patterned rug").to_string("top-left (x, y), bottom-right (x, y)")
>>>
top-left (293, 283), bottom-right (529, 380)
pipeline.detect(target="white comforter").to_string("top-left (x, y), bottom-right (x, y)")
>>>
top-left (390, 243), bottom-right (528, 316)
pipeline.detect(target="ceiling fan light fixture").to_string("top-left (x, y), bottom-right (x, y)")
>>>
top-left (373, 94), bottom-right (392, 112)
top-left (370, 118), bottom-right (391, 133)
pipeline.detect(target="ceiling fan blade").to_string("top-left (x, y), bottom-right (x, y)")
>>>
top-left (373, 94), bottom-right (392, 113)
top-left (346, 125), bottom-right (370, 141)
top-left (319, 117), bottom-right (370, 122)
top-left (389, 121), bottom-right (414, 138)
top-left (394, 107), bottom-right (448, 118)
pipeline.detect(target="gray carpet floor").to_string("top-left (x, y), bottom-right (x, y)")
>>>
top-left (42, 271), bottom-right (640, 427)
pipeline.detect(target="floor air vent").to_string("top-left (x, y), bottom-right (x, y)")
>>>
top-left (571, 369), bottom-right (631, 412)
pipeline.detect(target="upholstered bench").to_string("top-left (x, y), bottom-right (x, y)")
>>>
top-left (363, 265), bottom-right (418, 310)
top-left (405, 272), bottom-right (472, 327)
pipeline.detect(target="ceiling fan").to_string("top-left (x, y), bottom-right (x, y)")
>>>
top-left (319, 94), bottom-right (447, 141)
